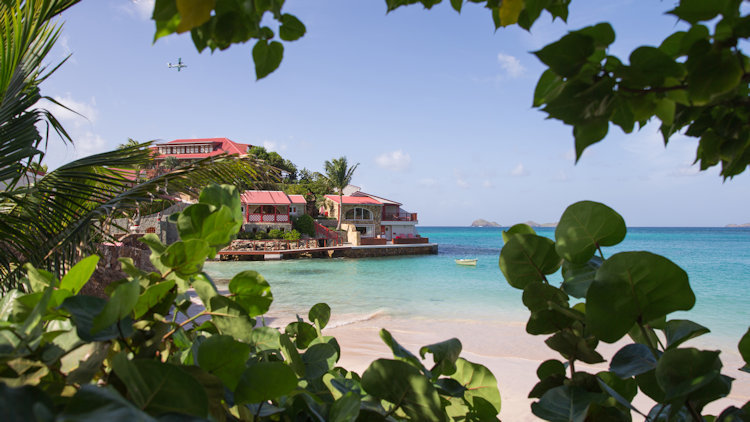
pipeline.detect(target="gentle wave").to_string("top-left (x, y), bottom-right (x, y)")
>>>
top-left (327, 309), bottom-right (390, 328)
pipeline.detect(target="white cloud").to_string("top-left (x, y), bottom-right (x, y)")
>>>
top-left (44, 94), bottom-right (97, 128)
top-left (497, 53), bottom-right (525, 78)
top-left (74, 132), bottom-right (107, 158)
top-left (510, 163), bottom-right (529, 177)
top-left (121, 0), bottom-right (154, 20)
top-left (453, 169), bottom-right (469, 188)
top-left (482, 179), bottom-right (494, 188)
top-left (375, 150), bottom-right (411, 172)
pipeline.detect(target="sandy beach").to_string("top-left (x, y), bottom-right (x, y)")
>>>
top-left (317, 312), bottom-right (750, 421)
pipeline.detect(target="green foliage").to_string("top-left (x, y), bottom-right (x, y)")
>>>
top-left (500, 200), bottom-right (750, 420)
top-left (267, 228), bottom-right (283, 239)
top-left (0, 183), bottom-right (500, 421)
top-left (293, 214), bottom-right (315, 237)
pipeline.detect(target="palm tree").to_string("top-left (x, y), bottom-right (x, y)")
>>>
top-left (0, 0), bottom-right (268, 291)
top-left (324, 157), bottom-right (359, 230)
top-left (162, 155), bottom-right (181, 172)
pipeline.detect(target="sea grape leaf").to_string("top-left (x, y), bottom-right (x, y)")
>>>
top-left (597, 371), bottom-right (641, 414)
top-left (537, 359), bottom-right (566, 380)
top-left (248, 326), bottom-right (281, 351)
top-left (328, 391), bottom-right (360, 422)
top-left (92, 279), bottom-right (140, 334)
top-left (501, 223), bottom-right (536, 244)
top-left (280, 334), bottom-right (305, 377)
top-left (0, 384), bottom-right (55, 422)
top-left (303, 343), bottom-right (338, 379)
top-left (308, 335), bottom-right (341, 361)
top-left (664, 319), bottom-right (710, 349)
top-left (499, 234), bottom-right (561, 289)
top-left (160, 239), bottom-right (211, 277)
top-left (554, 201), bottom-right (626, 264)
top-left (655, 348), bottom-right (721, 400)
top-left (309, 302), bottom-right (331, 331)
top-left (133, 280), bottom-right (175, 319)
top-left (199, 184), bottom-right (243, 222)
top-left (57, 384), bottom-right (157, 422)
top-left (228, 270), bottom-right (273, 317)
top-left (235, 362), bottom-right (298, 404)
top-left (419, 337), bottom-right (462, 377)
top-left (379, 328), bottom-right (429, 375)
top-left (61, 295), bottom-right (133, 342)
top-left (450, 358), bottom-right (502, 418)
top-left (738, 327), bottom-right (750, 373)
top-left (197, 335), bottom-right (250, 390)
top-left (208, 296), bottom-right (255, 342)
top-left (545, 330), bottom-right (604, 364)
top-left (531, 385), bottom-right (603, 422)
top-left (561, 256), bottom-right (602, 298)
top-left (610, 343), bottom-right (658, 378)
top-left (522, 282), bottom-right (568, 313)
top-left (587, 251), bottom-right (693, 343)
top-left (285, 321), bottom-right (318, 349)
top-left (361, 359), bottom-right (447, 422)
top-left (59, 255), bottom-right (98, 294)
top-left (111, 353), bottom-right (209, 417)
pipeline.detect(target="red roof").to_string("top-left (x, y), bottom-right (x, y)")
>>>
top-left (240, 191), bottom-right (292, 205)
top-left (151, 137), bottom-right (251, 159)
top-left (288, 194), bottom-right (306, 204)
top-left (325, 194), bottom-right (382, 205)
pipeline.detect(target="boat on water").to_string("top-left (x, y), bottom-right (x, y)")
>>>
top-left (455, 258), bottom-right (477, 266)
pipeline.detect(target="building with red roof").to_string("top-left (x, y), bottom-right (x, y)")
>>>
top-left (323, 185), bottom-right (419, 240)
top-left (151, 137), bottom-right (252, 164)
top-left (240, 190), bottom-right (307, 233)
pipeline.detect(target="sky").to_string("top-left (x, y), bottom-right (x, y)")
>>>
top-left (39, 0), bottom-right (750, 226)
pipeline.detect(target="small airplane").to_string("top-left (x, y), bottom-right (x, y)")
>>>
top-left (167, 58), bottom-right (187, 72)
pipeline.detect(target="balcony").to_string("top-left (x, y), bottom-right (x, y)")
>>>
top-left (247, 213), bottom-right (290, 223)
top-left (382, 212), bottom-right (418, 222)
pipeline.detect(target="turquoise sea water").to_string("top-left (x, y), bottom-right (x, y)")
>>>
top-left (204, 227), bottom-right (750, 344)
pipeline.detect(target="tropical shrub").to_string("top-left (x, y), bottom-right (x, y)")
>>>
top-left (0, 184), bottom-right (501, 421)
top-left (293, 214), bottom-right (315, 237)
top-left (283, 229), bottom-right (301, 241)
top-left (268, 229), bottom-right (284, 239)
top-left (499, 200), bottom-right (750, 420)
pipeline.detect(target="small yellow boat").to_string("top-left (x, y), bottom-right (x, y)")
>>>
top-left (455, 258), bottom-right (477, 266)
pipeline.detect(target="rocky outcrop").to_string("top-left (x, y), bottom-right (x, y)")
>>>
top-left (83, 234), bottom-right (156, 298)
top-left (726, 222), bottom-right (750, 227)
top-left (523, 221), bottom-right (558, 228)
top-left (471, 219), bottom-right (501, 227)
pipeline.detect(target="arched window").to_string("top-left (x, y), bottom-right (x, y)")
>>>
top-left (344, 207), bottom-right (372, 220)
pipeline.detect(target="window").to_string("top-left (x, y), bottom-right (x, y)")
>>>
top-left (355, 225), bottom-right (373, 236)
top-left (344, 207), bottom-right (372, 220)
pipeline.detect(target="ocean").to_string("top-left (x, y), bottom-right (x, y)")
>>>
top-left (204, 226), bottom-right (750, 346)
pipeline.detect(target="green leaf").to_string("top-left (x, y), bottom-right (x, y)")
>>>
top-left (285, 321), bottom-right (318, 349)
top-left (235, 362), bottom-right (298, 404)
top-left (655, 348), bottom-right (721, 400)
top-left (561, 256), bottom-right (602, 298)
top-left (379, 328), bottom-right (429, 375)
top-left (309, 302), bottom-right (331, 331)
top-left (280, 14), bottom-right (306, 41)
top-left (738, 327), bottom-right (750, 373)
top-left (687, 47), bottom-right (743, 104)
top-left (0, 290), bottom-right (21, 321)
top-left (537, 359), bottom-right (566, 380)
top-left (450, 0), bottom-right (462, 13)
top-left (522, 281), bottom-right (568, 313)
top-left (361, 359), bottom-right (447, 421)
top-left (654, 98), bottom-right (676, 126)
top-left (133, 280), bottom-right (175, 319)
top-left (248, 326), bottom-right (282, 351)
top-left (112, 353), bottom-right (209, 417)
top-left (497, 0), bottom-right (524, 27)
top-left (532, 70), bottom-right (564, 107)
top-left (577, 22), bottom-right (615, 48)
top-left (596, 373), bottom-right (643, 417)
top-left (160, 239), bottom-right (211, 277)
top-left (534, 32), bottom-right (595, 78)
top-left (587, 251), bottom-right (694, 343)
top-left (450, 358), bottom-right (502, 417)
top-left (303, 343), bottom-right (338, 379)
top-left (499, 234), bottom-right (562, 289)
top-left (610, 343), bottom-right (657, 378)
top-left (208, 296), bottom-right (256, 342)
top-left (199, 184), bottom-right (242, 221)
top-left (61, 296), bottom-right (134, 342)
top-left (175, 0), bottom-right (215, 33)
top-left (545, 330), bottom-right (604, 364)
top-left (197, 335), bottom-right (250, 390)
top-left (60, 256), bottom-right (99, 294)
top-left (58, 385), bottom-right (157, 421)
top-left (92, 279), bottom-right (140, 334)
top-left (280, 334), bottom-right (305, 377)
top-left (531, 385), bottom-right (603, 422)
top-left (24, 264), bottom-right (57, 292)
top-left (573, 119), bottom-right (609, 161)
top-left (501, 223), bottom-right (536, 243)
top-left (667, 0), bottom-right (731, 24)
top-left (228, 271), bottom-right (273, 317)
top-left (419, 338), bottom-right (462, 377)
top-left (664, 319), bottom-right (710, 349)
top-left (329, 391), bottom-right (361, 422)
top-left (627, 46), bottom-right (685, 86)
top-left (0, 384), bottom-right (55, 422)
top-left (253, 40), bottom-right (284, 80)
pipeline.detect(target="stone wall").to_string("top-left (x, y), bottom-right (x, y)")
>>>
top-left (343, 244), bottom-right (437, 258)
top-left (83, 234), bottom-right (156, 298)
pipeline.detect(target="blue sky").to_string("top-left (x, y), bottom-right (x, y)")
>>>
top-left (41, 0), bottom-right (750, 226)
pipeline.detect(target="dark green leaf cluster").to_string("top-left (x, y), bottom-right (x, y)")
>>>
top-left (0, 184), bottom-right (501, 421)
top-left (499, 200), bottom-right (750, 420)
top-left (293, 214), bottom-right (316, 237)
top-left (152, 0), bottom-right (306, 80)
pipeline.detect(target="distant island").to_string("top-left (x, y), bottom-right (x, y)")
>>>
top-left (726, 223), bottom-right (750, 227)
top-left (471, 219), bottom-right (501, 227)
top-left (523, 220), bottom-right (558, 228)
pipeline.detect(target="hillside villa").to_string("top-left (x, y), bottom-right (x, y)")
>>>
top-left (240, 190), bottom-right (306, 234)
top-left (151, 137), bottom-right (252, 166)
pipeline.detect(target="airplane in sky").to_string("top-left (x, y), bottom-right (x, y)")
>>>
top-left (167, 58), bottom-right (187, 72)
